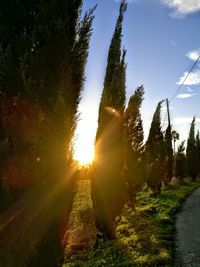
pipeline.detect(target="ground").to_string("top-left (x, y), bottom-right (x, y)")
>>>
top-left (63, 180), bottom-right (200, 267)
top-left (175, 187), bottom-right (200, 266)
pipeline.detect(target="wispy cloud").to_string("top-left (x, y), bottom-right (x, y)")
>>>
top-left (161, 0), bottom-right (200, 17)
top-left (177, 69), bottom-right (200, 86)
top-left (186, 49), bottom-right (200, 61)
top-left (161, 106), bottom-right (173, 111)
top-left (176, 93), bottom-right (196, 99)
top-left (173, 117), bottom-right (200, 125)
top-left (186, 87), bottom-right (194, 93)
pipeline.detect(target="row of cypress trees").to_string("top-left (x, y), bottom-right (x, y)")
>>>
top-left (93, 0), bottom-right (200, 238)
top-left (172, 118), bottom-right (200, 182)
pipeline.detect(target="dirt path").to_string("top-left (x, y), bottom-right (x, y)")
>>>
top-left (175, 187), bottom-right (200, 266)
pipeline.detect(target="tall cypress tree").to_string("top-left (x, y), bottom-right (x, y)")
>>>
top-left (0, 2), bottom-right (95, 263)
top-left (174, 141), bottom-right (186, 182)
top-left (124, 86), bottom-right (144, 207)
top-left (0, 1), bottom-right (95, 176)
top-left (0, 0), bottom-right (95, 220)
top-left (164, 123), bottom-right (173, 185)
top-left (186, 117), bottom-right (197, 180)
top-left (145, 101), bottom-right (165, 194)
top-left (196, 131), bottom-right (200, 175)
top-left (93, 0), bottom-right (127, 238)
top-left (96, 0), bottom-right (127, 140)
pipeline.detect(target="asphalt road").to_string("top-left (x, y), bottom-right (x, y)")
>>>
top-left (175, 187), bottom-right (200, 266)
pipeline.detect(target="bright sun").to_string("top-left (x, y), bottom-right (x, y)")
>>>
top-left (73, 103), bottom-right (97, 166)
top-left (74, 143), bottom-right (94, 166)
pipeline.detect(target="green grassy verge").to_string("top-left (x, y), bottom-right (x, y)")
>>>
top-left (63, 180), bottom-right (200, 267)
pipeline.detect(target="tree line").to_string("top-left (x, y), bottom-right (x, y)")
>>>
top-left (92, 0), bottom-right (200, 238)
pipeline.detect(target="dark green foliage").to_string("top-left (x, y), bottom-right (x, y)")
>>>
top-left (186, 117), bottom-right (197, 180)
top-left (145, 101), bottom-right (165, 194)
top-left (0, 13), bottom-right (95, 264)
top-left (164, 124), bottom-right (173, 185)
top-left (0, 0), bottom-right (94, 184)
top-left (96, 0), bottom-right (127, 140)
top-left (196, 131), bottom-right (200, 174)
top-left (0, 107), bottom-right (12, 211)
top-left (0, 4), bottom-right (94, 245)
top-left (174, 141), bottom-right (187, 182)
top-left (93, 0), bottom-right (127, 238)
top-left (0, 174), bottom-right (12, 213)
top-left (124, 86), bottom-right (145, 206)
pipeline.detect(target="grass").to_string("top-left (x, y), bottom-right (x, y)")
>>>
top-left (63, 178), bottom-right (96, 253)
top-left (63, 179), bottom-right (200, 267)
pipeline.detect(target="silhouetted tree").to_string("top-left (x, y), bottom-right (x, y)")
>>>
top-left (0, 1), bottom-right (94, 207)
top-left (196, 131), bottom-right (200, 175)
top-left (164, 124), bottom-right (173, 185)
top-left (174, 141), bottom-right (186, 183)
top-left (145, 101), bottom-right (165, 194)
top-left (124, 86), bottom-right (144, 207)
top-left (93, 0), bottom-right (127, 238)
top-left (186, 117), bottom-right (197, 180)
top-left (0, 0), bottom-right (94, 170)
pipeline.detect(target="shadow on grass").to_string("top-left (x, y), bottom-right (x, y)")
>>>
top-left (64, 237), bottom-right (130, 267)
top-left (0, 173), bottom-right (76, 267)
top-left (27, 225), bottom-right (61, 267)
top-left (63, 181), bottom-right (200, 267)
top-left (63, 205), bottom-right (170, 267)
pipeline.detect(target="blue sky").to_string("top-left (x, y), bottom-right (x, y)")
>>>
top-left (74, 0), bottom-right (200, 161)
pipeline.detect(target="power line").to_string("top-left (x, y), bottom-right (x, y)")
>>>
top-left (169, 55), bottom-right (200, 102)
top-left (161, 54), bottom-right (200, 130)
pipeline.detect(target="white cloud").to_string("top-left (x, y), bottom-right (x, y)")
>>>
top-left (176, 93), bottom-right (196, 99)
top-left (162, 0), bottom-right (200, 17)
top-left (177, 69), bottom-right (200, 85)
top-left (173, 117), bottom-right (200, 124)
top-left (186, 49), bottom-right (200, 61)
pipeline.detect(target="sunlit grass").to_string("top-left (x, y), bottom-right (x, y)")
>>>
top-left (63, 180), bottom-right (200, 267)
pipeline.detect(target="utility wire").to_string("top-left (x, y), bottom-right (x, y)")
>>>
top-left (161, 54), bottom-right (200, 130)
top-left (169, 55), bottom-right (200, 102)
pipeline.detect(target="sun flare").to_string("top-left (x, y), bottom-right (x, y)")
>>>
top-left (74, 145), bottom-right (94, 166)
top-left (73, 103), bottom-right (97, 166)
